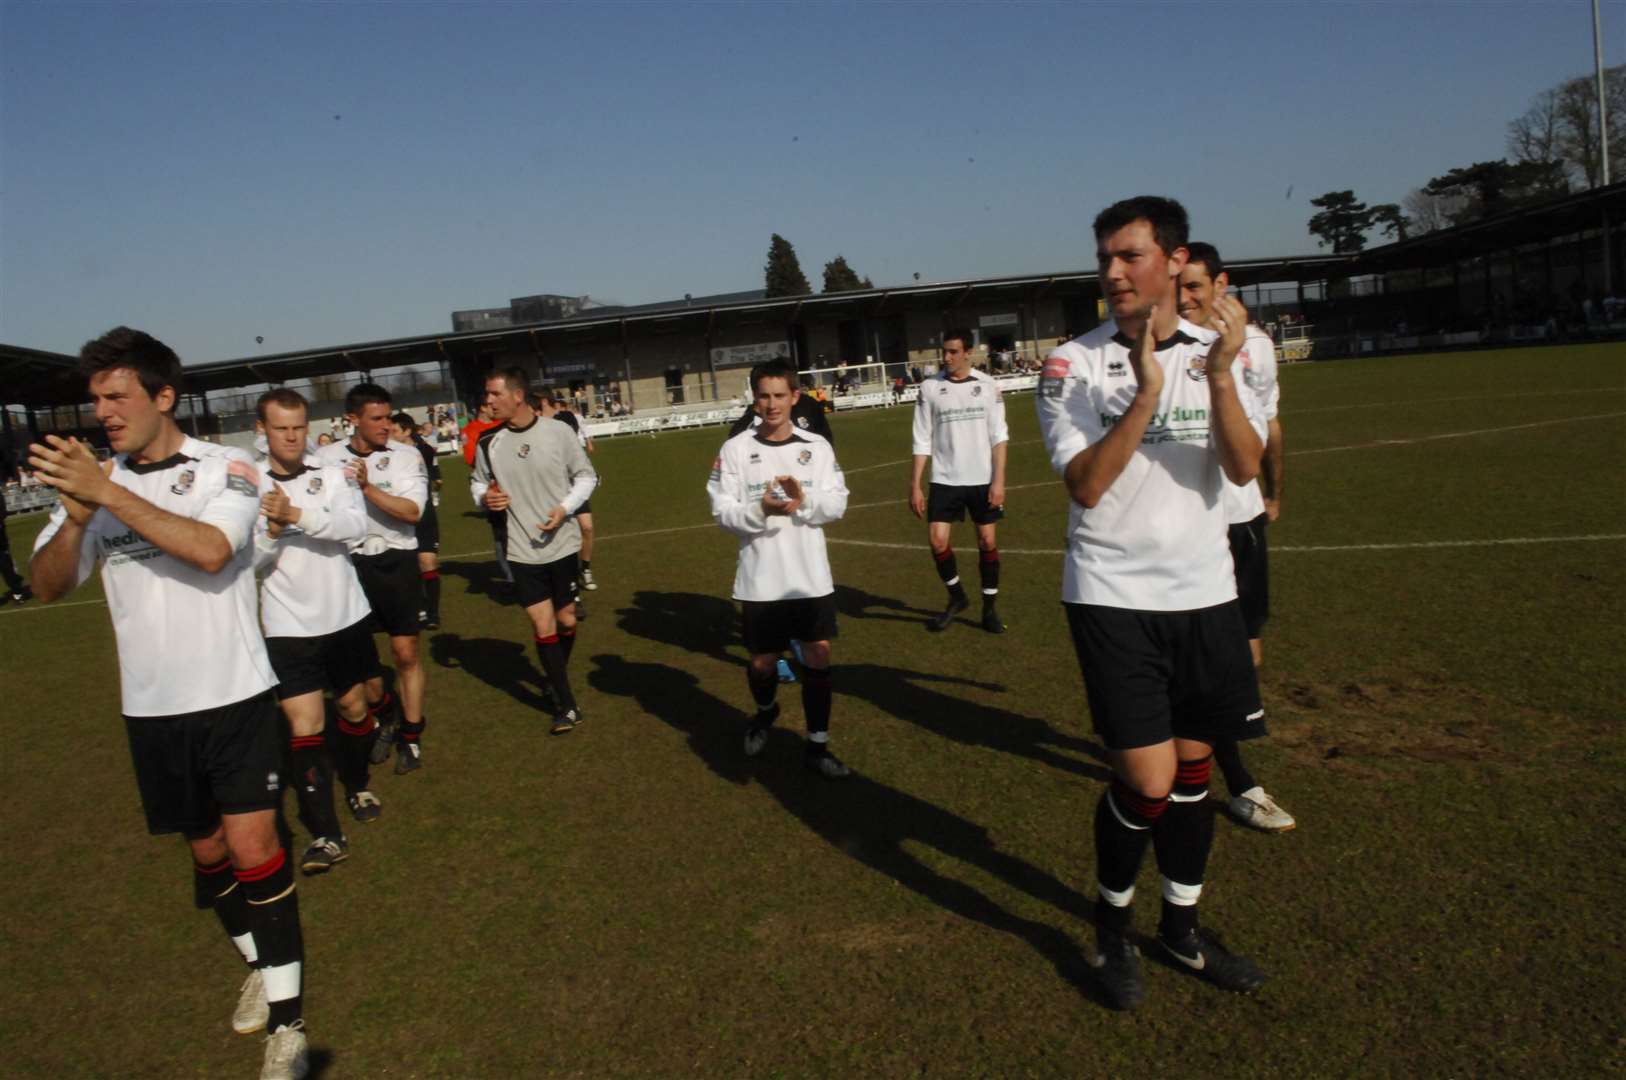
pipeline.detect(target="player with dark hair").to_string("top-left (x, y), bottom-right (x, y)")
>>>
top-left (315, 383), bottom-right (430, 774)
top-left (709, 359), bottom-right (852, 779)
top-left (29, 327), bottom-right (309, 1078)
top-left (909, 327), bottom-right (1010, 633)
top-left (1179, 242), bottom-right (1293, 832)
top-left (471, 368), bottom-right (598, 733)
top-left (256, 388), bottom-right (383, 852)
top-left (1038, 197), bottom-right (1269, 1009)
top-left (390, 411), bottom-right (444, 630)
top-left (727, 372), bottom-right (835, 447)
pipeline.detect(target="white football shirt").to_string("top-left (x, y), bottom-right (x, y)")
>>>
top-left (32, 435), bottom-right (276, 716)
top-left (313, 438), bottom-right (427, 554)
top-left (911, 368), bottom-right (1010, 486)
top-left (255, 461), bottom-right (372, 639)
top-left (1036, 319), bottom-right (1266, 612)
top-left (708, 429), bottom-right (847, 602)
top-left (1222, 327), bottom-right (1280, 524)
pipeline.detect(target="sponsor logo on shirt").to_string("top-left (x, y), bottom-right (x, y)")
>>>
top-left (1100, 406), bottom-right (1211, 444)
top-left (170, 469), bottom-right (196, 496)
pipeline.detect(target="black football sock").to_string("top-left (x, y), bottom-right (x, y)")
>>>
top-left (1094, 779), bottom-right (1167, 927)
top-left (236, 850), bottom-right (303, 1031)
top-left (399, 717), bottom-right (426, 746)
top-left (978, 546), bottom-right (1000, 605)
top-left (559, 624), bottom-right (577, 665)
top-left (747, 662), bottom-right (778, 712)
top-left (0, 548), bottom-right (23, 592)
top-left (195, 855), bottom-right (256, 966)
top-left (1212, 736), bottom-right (1256, 797)
top-left (1154, 756), bottom-right (1216, 941)
top-left (535, 635), bottom-right (578, 712)
top-left (421, 570), bottom-right (441, 622)
top-left (933, 547), bottom-right (967, 602)
top-left (801, 665), bottom-right (832, 751)
top-left (333, 712), bottom-right (374, 793)
top-left (580, 559), bottom-right (592, 573)
top-left (289, 735), bottom-right (341, 840)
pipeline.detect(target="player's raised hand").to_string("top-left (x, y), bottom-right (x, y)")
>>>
top-left (260, 488), bottom-right (294, 524)
top-left (777, 475), bottom-right (804, 515)
top-left (537, 504), bottom-right (567, 532)
top-left (1131, 305), bottom-right (1164, 400)
top-left (351, 459), bottom-right (369, 489)
top-left (761, 481), bottom-right (792, 517)
top-left (1207, 294), bottom-right (1249, 376)
top-left (29, 436), bottom-right (114, 508)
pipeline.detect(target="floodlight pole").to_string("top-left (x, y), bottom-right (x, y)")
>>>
top-left (1594, 0), bottom-right (1610, 188)
top-left (1595, 0), bottom-right (1614, 293)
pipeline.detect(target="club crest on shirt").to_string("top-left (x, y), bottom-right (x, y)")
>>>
top-left (375, 456), bottom-right (390, 471)
top-left (169, 469), bottom-right (196, 495)
top-left (518, 443), bottom-right (532, 459)
top-left (972, 384), bottom-right (983, 397)
top-left (798, 449), bottom-right (812, 465)
top-left (1186, 354), bottom-right (1208, 383)
top-left (306, 476), bottom-right (324, 495)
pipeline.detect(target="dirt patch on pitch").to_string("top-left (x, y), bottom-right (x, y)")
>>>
top-left (1263, 674), bottom-right (1599, 770)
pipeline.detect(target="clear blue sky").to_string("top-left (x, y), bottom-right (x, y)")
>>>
top-left (1, 0), bottom-right (1618, 363)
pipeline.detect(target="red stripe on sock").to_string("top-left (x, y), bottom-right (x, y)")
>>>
top-left (337, 716), bottom-right (375, 737)
top-left (560, 627), bottom-right (575, 638)
top-left (537, 634), bottom-right (559, 645)
top-left (933, 547), bottom-right (954, 562)
top-left (1175, 757), bottom-right (1213, 786)
top-left (1113, 782), bottom-right (1169, 822)
top-left (289, 735), bottom-right (324, 750)
top-left (195, 857), bottom-right (233, 876)
top-left (420, 570), bottom-right (439, 581)
top-left (979, 548), bottom-right (999, 563)
top-left (234, 849), bottom-right (287, 883)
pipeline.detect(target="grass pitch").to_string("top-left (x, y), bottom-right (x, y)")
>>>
top-left (2, 343), bottom-right (1624, 1077)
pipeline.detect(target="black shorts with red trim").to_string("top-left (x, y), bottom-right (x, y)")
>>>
top-left (352, 548), bottom-right (423, 636)
top-left (514, 553), bottom-right (580, 610)
top-left (266, 617), bottom-right (379, 701)
top-left (124, 691), bottom-right (284, 835)
top-left (927, 482), bottom-right (1003, 525)
top-left (1064, 600), bottom-right (1264, 752)
top-left (1227, 513), bottom-right (1270, 639)
top-left (740, 594), bottom-right (839, 656)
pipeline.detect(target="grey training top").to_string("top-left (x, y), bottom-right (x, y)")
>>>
top-left (471, 416), bottom-right (597, 565)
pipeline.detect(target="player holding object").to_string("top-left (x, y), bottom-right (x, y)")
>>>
top-left (257, 389), bottom-right (385, 849)
top-left (471, 369), bottom-right (598, 734)
top-left (909, 329), bottom-right (1010, 634)
top-left (461, 402), bottom-right (513, 591)
top-left (1179, 243), bottom-right (1294, 833)
top-left (1037, 198), bottom-right (1268, 1009)
top-left (709, 360), bottom-right (852, 779)
top-left (391, 412), bottom-right (444, 630)
top-left (28, 328), bottom-right (309, 1078)
top-left (315, 384), bottom-right (430, 775)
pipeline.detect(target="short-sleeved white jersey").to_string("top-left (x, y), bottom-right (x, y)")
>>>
top-left (911, 368), bottom-right (1010, 486)
top-left (708, 428), bottom-right (848, 602)
top-left (1222, 327), bottom-right (1280, 524)
top-left (313, 438), bottom-right (427, 554)
top-left (1036, 319), bottom-right (1266, 612)
top-left (32, 436), bottom-right (276, 716)
top-left (255, 461), bottom-right (372, 639)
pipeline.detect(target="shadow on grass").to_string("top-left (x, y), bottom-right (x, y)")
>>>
top-left (614, 588), bottom-right (1109, 782)
top-left (437, 558), bottom-right (515, 602)
top-left (306, 1048), bottom-right (335, 1078)
top-left (586, 653), bottom-right (1115, 1009)
top-left (832, 583), bottom-right (941, 626)
top-left (429, 633), bottom-right (551, 711)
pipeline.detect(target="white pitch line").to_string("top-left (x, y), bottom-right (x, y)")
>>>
top-left (1292, 386), bottom-right (1624, 415)
top-left (1289, 411), bottom-right (1626, 456)
top-left (827, 534), bottom-right (1626, 556)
